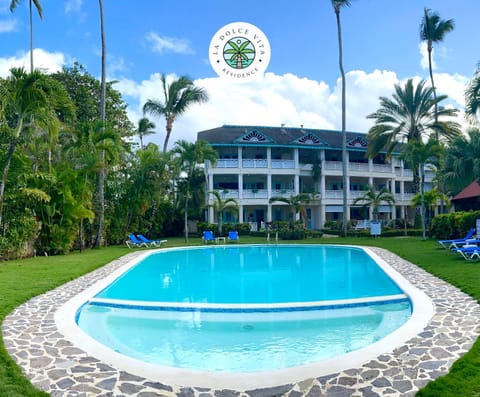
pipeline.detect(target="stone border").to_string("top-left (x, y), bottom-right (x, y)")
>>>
top-left (3, 247), bottom-right (480, 396)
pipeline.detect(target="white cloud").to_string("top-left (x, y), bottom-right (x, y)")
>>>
top-left (64, 0), bottom-right (83, 14)
top-left (0, 19), bottom-right (17, 33)
top-left (0, 49), bottom-right (67, 77)
top-left (145, 32), bottom-right (194, 55)
top-left (419, 41), bottom-right (435, 71)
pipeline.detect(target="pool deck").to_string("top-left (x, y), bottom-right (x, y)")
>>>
top-left (3, 247), bottom-right (480, 397)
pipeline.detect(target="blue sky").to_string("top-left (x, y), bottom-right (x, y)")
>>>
top-left (0, 0), bottom-right (478, 147)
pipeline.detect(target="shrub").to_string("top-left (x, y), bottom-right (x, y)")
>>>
top-left (430, 211), bottom-right (480, 239)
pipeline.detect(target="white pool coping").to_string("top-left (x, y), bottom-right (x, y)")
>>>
top-left (55, 244), bottom-right (434, 390)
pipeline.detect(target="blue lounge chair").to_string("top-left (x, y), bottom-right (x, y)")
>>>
top-left (438, 228), bottom-right (476, 249)
top-left (126, 233), bottom-right (148, 248)
top-left (202, 230), bottom-right (215, 244)
top-left (137, 234), bottom-right (167, 247)
top-left (228, 231), bottom-right (239, 242)
top-left (453, 246), bottom-right (480, 261)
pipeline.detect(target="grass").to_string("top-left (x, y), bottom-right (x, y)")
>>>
top-left (0, 236), bottom-right (479, 396)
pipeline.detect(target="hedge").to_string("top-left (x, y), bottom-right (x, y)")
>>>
top-left (430, 211), bottom-right (480, 240)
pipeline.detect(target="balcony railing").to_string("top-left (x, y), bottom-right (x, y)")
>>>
top-left (271, 189), bottom-right (294, 197)
top-left (242, 189), bottom-right (268, 199)
top-left (217, 159), bottom-right (239, 168)
top-left (271, 159), bottom-right (295, 169)
top-left (212, 190), bottom-right (239, 199)
top-left (242, 159), bottom-right (268, 168)
top-left (349, 162), bottom-right (369, 172)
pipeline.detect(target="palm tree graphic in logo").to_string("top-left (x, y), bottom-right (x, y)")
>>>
top-left (223, 37), bottom-right (255, 69)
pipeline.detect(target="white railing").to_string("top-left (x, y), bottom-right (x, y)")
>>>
top-left (271, 159), bottom-right (295, 169)
top-left (324, 190), bottom-right (344, 199)
top-left (395, 193), bottom-right (415, 201)
top-left (349, 191), bottom-right (367, 199)
top-left (324, 161), bottom-right (343, 171)
top-left (242, 189), bottom-right (268, 199)
top-left (271, 189), bottom-right (294, 197)
top-left (349, 163), bottom-right (369, 172)
top-left (212, 189), bottom-right (239, 199)
top-left (372, 164), bottom-right (392, 173)
top-left (242, 159), bottom-right (268, 168)
top-left (217, 159), bottom-right (239, 168)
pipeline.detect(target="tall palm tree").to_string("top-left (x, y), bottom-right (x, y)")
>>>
top-left (94, 0), bottom-right (107, 248)
top-left (465, 63), bottom-right (480, 122)
top-left (0, 68), bottom-right (73, 226)
top-left (143, 74), bottom-right (209, 153)
top-left (172, 140), bottom-right (217, 242)
top-left (352, 185), bottom-right (395, 222)
top-left (331, 0), bottom-right (351, 237)
top-left (137, 117), bottom-right (156, 150)
top-left (10, 0), bottom-right (43, 72)
top-left (208, 190), bottom-right (238, 235)
top-left (367, 78), bottom-right (460, 193)
top-left (269, 193), bottom-right (312, 228)
top-left (420, 8), bottom-right (454, 126)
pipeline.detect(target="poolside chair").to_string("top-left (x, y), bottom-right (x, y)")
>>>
top-left (228, 231), bottom-right (239, 242)
top-left (438, 228), bottom-right (476, 249)
top-left (126, 233), bottom-right (149, 248)
top-left (137, 234), bottom-right (167, 247)
top-left (202, 230), bottom-right (215, 244)
top-left (453, 246), bottom-right (480, 261)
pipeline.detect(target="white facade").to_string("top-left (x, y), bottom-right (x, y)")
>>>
top-left (199, 126), bottom-right (434, 230)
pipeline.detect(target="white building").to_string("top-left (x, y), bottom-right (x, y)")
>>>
top-left (198, 125), bottom-right (434, 230)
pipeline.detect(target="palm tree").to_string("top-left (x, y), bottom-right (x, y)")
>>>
top-left (411, 189), bottom-right (449, 226)
top-left (442, 129), bottom-right (480, 195)
top-left (465, 63), bottom-right (480, 122)
top-left (0, 68), bottom-right (73, 226)
top-left (367, 78), bottom-right (460, 193)
top-left (400, 138), bottom-right (442, 240)
top-left (331, 0), bottom-right (351, 237)
top-left (224, 38), bottom-right (255, 69)
top-left (172, 140), bottom-right (217, 242)
top-left (94, 0), bottom-right (107, 248)
top-left (137, 117), bottom-right (156, 150)
top-left (352, 185), bottom-right (395, 222)
top-left (208, 190), bottom-right (238, 235)
top-left (143, 74), bottom-right (209, 153)
top-left (420, 8), bottom-right (454, 126)
top-left (9, 0), bottom-right (43, 72)
top-left (269, 193), bottom-right (312, 228)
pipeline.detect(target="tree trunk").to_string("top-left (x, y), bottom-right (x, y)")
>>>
top-left (95, 0), bottom-right (107, 248)
top-left (335, 10), bottom-right (348, 237)
top-left (420, 164), bottom-right (426, 240)
top-left (163, 118), bottom-right (173, 153)
top-left (29, 0), bottom-right (34, 72)
top-left (184, 191), bottom-right (189, 243)
top-left (427, 44), bottom-right (438, 130)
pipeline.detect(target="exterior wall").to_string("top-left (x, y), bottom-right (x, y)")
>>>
top-left (205, 145), bottom-right (431, 229)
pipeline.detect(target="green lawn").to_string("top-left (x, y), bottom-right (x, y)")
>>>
top-left (0, 236), bottom-right (479, 396)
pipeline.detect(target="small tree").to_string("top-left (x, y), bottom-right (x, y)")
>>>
top-left (269, 193), bottom-right (312, 228)
top-left (352, 185), bottom-right (395, 222)
top-left (208, 190), bottom-right (238, 235)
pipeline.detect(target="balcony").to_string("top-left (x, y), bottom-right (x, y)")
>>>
top-left (349, 163), bottom-right (369, 172)
top-left (212, 189), bottom-right (239, 199)
top-left (243, 189), bottom-right (268, 199)
top-left (271, 189), bottom-right (295, 197)
top-left (271, 159), bottom-right (295, 169)
top-left (242, 159), bottom-right (268, 168)
top-left (217, 159), bottom-right (239, 168)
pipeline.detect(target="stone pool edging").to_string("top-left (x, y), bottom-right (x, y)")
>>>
top-left (3, 247), bottom-right (480, 397)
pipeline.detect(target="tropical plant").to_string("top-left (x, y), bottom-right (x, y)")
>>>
top-left (367, 78), bottom-right (460, 193)
top-left (400, 138), bottom-right (442, 240)
top-left (269, 193), bottom-right (313, 228)
top-left (331, 0), bottom-right (351, 237)
top-left (143, 74), bottom-right (209, 152)
top-left (465, 63), bottom-right (480, 122)
top-left (171, 140), bottom-right (217, 242)
top-left (9, 0), bottom-right (43, 72)
top-left (352, 185), bottom-right (395, 222)
top-left (0, 68), bottom-right (74, 226)
top-left (137, 117), bottom-right (155, 150)
top-left (411, 189), bottom-right (449, 227)
top-left (442, 128), bottom-right (480, 195)
top-left (420, 8), bottom-right (454, 126)
top-left (208, 190), bottom-right (238, 235)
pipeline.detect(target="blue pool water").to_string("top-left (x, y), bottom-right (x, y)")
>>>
top-left (76, 245), bottom-right (412, 372)
top-left (93, 245), bottom-right (403, 304)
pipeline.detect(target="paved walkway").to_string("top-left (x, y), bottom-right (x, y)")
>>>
top-left (3, 248), bottom-right (480, 397)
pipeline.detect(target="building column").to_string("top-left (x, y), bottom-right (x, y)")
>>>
top-left (238, 174), bottom-right (243, 199)
top-left (267, 173), bottom-right (272, 198)
top-left (267, 147), bottom-right (271, 168)
top-left (294, 148), bottom-right (299, 169)
top-left (267, 204), bottom-right (272, 223)
top-left (320, 204), bottom-right (326, 228)
top-left (238, 205), bottom-right (244, 224)
top-left (238, 147), bottom-right (243, 168)
top-left (294, 175), bottom-right (300, 195)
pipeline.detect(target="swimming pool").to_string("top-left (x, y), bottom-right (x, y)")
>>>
top-left (57, 245), bottom-right (433, 389)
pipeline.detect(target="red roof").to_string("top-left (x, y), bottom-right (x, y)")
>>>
top-left (453, 180), bottom-right (480, 201)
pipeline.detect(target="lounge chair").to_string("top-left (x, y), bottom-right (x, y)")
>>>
top-left (126, 233), bottom-right (148, 248)
top-left (438, 228), bottom-right (476, 249)
top-left (202, 230), bottom-right (215, 244)
top-left (137, 234), bottom-right (167, 247)
top-left (453, 246), bottom-right (480, 261)
top-left (228, 231), bottom-right (239, 242)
